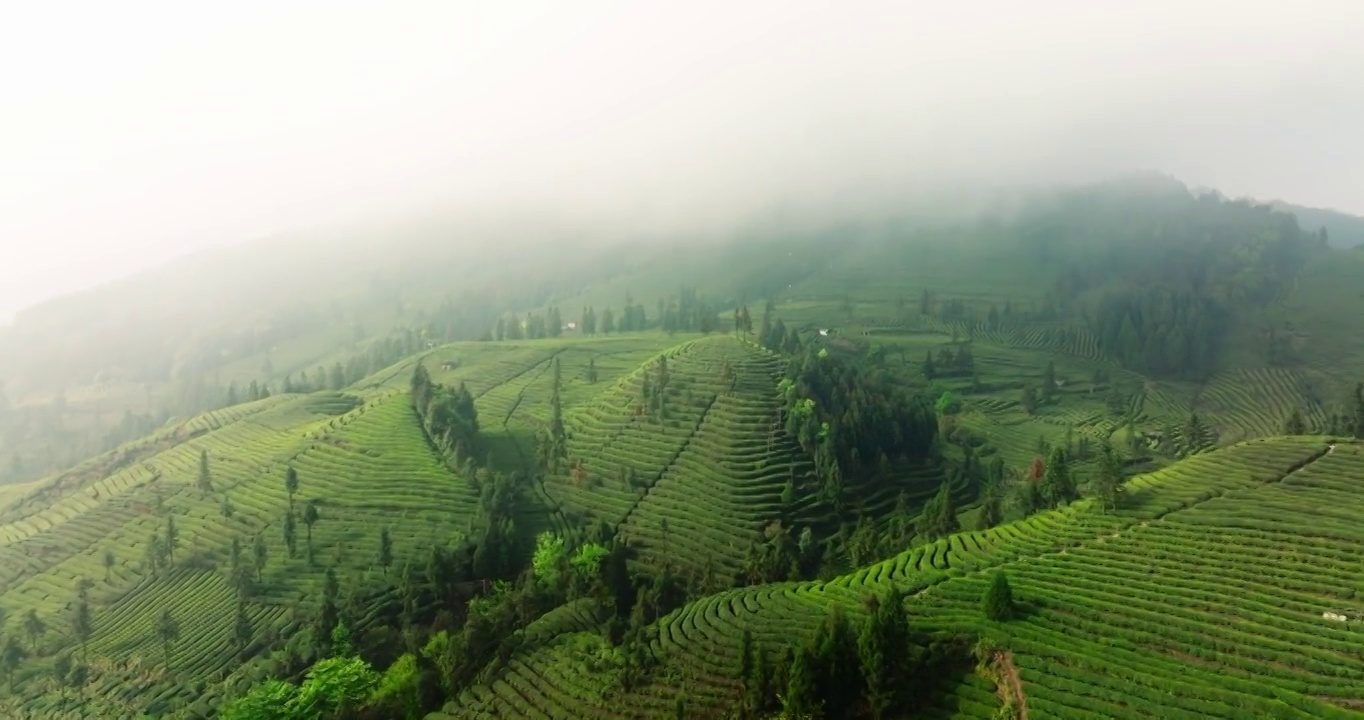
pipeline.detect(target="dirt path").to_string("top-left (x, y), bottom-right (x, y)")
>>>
top-left (995, 650), bottom-right (1029, 720)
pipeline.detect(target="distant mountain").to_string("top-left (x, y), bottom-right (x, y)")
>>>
top-left (1270, 201), bottom-right (1364, 248)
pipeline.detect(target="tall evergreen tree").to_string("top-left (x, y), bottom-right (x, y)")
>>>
top-left (155, 608), bottom-right (179, 668)
top-left (0, 637), bottom-right (23, 689)
top-left (859, 586), bottom-right (910, 719)
top-left (1354, 382), bottom-right (1364, 440)
top-left (547, 306), bottom-right (563, 337)
top-left (1093, 441), bottom-right (1125, 513)
top-left (982, 570), bottom-right (1016, 621)
top-left (378, 527), bottom-right (393, 575)
top-left (164, 515), bottom-right (179, 565)
top-left (283, 509), bottom-right (297, 558)
top-left (1040, 446), bottom-right (1077, 507)
top-left (303, 500), bottom-right (320, 558)
top-left (285, 466), bottom-right (300, 508)
top-left (601, 308), bottom-right (615, 335)
top-left (233, 600), bottom-right (253, 653)
top-left (252, 534), bottom-right (268, 582)
top-left (196, 449), bottom-right (213, 497)
top-left (1020, 385), bottom-right (1038, 415)
top-left (23, 609), bottom-right (45, 651)
top-left (72, 598), bottom-right (92, 660)
top-left (1284, 408), bottom-right (1307, 435)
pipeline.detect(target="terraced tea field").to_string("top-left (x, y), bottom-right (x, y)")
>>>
top-left (0, 332), bottom-right (741, 717)
top-left (436, 436), bottom-right (1364, 720)
top-left (541, 337), bottom-right (821, 579)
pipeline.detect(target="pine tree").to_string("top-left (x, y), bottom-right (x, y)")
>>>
top-left (1041, 361), bottom-right (1057, 402)
top-left (252, 534), bottom-right (268, 582)
top-left (1041, 446), bottom-right (1077, 507)
top-left (547, 306), bottom-right (563, 337)
top-left (601, 308), bottom-right (615, 335)
top-left (976, 485), bottom-right (1002, 530)
top-left (164, 515), bottom-right (179, 565)
top-left (155, 608), bottom-right (179, 668)
top-left (378, 527), bottom-right (393, 575)
top-left (303, 500), bottom-right (320, 558)
top-left (1284, 408), bottom-right (1306, 435)
top-left (1020, 385), bottom-right (1038, 415)
top-left (1354, 382), bottom-right (1364, 440)
top-left (982, 570), bottom-right (1015, 621)
top-left (72, 598), bottom-right (92, 660)
top-left (144, 531), bottom-right (164, 578)
top-left (283, 509), bottom-right (297, 558)
top-left (233, 600), bottom-right (253, 653)
top-left (859, 585), bottom-right (909, 719)
top-left (284, 466), bottom-right (299, 508)
top-left (1093, 441), bottom-right (1125, 513)
top-left (23, 609), bottom-right (45, 651)
top-left (196, 450), bottom-right (213, 497)
top-left (0, 637), bottom-right (24, 689)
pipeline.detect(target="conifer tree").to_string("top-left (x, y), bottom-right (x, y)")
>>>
top-left (233, 600), bottom-right (253, 653)
top-left (164, 515), bottom-right (179, 565)
top-left (1354, 382), bottom-right (1364, 440)
top-left (1284, 408), bottom-right (1306, 435)
top-left (1041, 446), bottom-right (1077, 507)
top-left (285, 466), bottom-right (300, 508)
top-left (283, 508), bottom-right (297, 558)
top-left (252, 534), bottom-right (268, 582)
top-left (23, 609), bottom-right (45, 651)
top-left (155, 608), bottom-right (179, 668)
top-left (982, 570), bottom-right (1015, 621)
top-left (1093, 441), bottom-right (1125, 513)
top-left (196, 449), bottom-right (213, 497)
top-left (378, 527), bottom-right (393, 575)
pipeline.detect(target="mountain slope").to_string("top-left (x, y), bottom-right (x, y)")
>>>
top-left (436, 436), bottom-right (1364, 719)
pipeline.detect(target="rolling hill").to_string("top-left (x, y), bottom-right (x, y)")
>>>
top-left (437, 436), bottom-right (1364, 720)
top-left (2, 178), bottom-right (1364, 718)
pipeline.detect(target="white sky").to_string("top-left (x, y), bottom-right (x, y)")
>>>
top-left (2, 0), bottom-right (1363, 320)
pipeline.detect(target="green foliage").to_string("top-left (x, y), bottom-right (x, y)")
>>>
top-left (935, 390), bottom-right (962, 416)
top-left (532, 532), bottom-right (567, 588)
top-left (1091, 441), bottom-right (1125, 513)
top-left (1019, 385), bottom-right (1038, 415)
top-left (1039, 446), bottom-right (1078, 508)
top-left (291, 656), bottom-right (381, 718)
top-left (858, 586), bottom-right (912, 719)
top-left (916, 480), bottom-right (959, 541)
top-left (412, 364), bottom-right (480, 461)
top-left (372, 653), bottom-right (423, 719)
top-left (982, 571), bottom-right (1016, 622)
top-left (221, 680), bottom-right (298, 720)
top-left (197, 449), bottom-right (213, 496)
top-left (780, 346), bottom-right (937, 507)
top-left (570, 542), bottom-right (608, 580)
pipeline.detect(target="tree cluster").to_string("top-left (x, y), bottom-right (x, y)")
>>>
top-left (410, 365), bottom-right (479, 464)
top-left (778, 347), bottom-right (938, 510)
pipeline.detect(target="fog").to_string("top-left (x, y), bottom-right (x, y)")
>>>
top-left (3, 0), bottom-right (1363, 321)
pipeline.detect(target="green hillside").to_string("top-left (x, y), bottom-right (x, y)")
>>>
top-left (2, 178), bottom-right (1364, 718)
top-left (439, 436), bottom-right (1364, 719)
